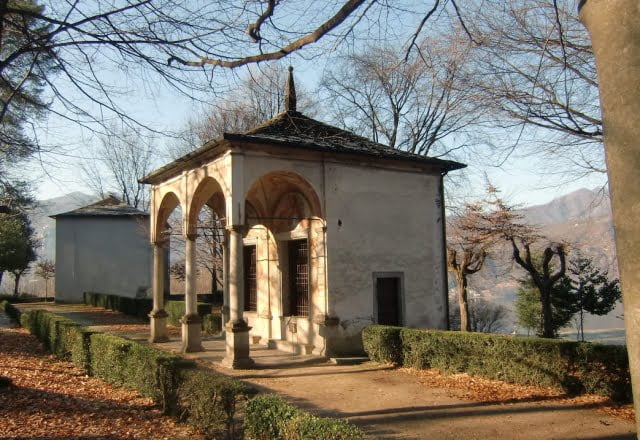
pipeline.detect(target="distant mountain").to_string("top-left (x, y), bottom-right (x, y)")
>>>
top-left (0, 191), bottom-right (96, 295)
top-left (29, 192), bottom-right (95, 260)
top-left (459, 187), bottom-right (622, 332)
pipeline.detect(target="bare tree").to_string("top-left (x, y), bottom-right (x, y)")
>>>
top-left (460, 0), bottom-right (602, 176)
top-left (473, 185), bottom-right (567, 339)
top-left (82, 126), bottom-right (154, 210)
top-left (447, 200), bottom-right (495, 332)
top-left (322, 36), bottom-right (478, 157)
top-left (169, 64), bottom-right (318, 158)
top-left (35, 258), bottom-right (54, 301)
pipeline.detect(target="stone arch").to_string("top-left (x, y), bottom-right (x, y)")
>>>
top-left (245, 171), bottom-right (323, 232)
top-left (187, 177), bottom-right (226, 236)
top-left (155, 191), bottom-right (180, 243)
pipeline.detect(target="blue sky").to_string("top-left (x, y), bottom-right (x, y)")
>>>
top-left (22, 1), bottom-right (606, 208)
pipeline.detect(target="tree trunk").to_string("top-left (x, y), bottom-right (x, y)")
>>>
top-left (580, 0), bottom-right (640, 430)
top-left (540, 287), bottom-right (554, 338)
top-left (12, 273), bottom-right (21, 297)
top-left (0, 271), bottom-right (3, 288)
top-left (456, 271), bottom-right (471, 332)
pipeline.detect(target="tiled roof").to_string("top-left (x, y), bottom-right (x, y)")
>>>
top-left (51, 195), bottom-right (148, 218)
top-left (223, 111), bottom-right (465, 171)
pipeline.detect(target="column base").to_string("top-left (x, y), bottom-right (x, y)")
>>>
top-left (221, 320), bottom-right (255, 369)
top-left (181, 314), bottom-right (204, 353)
top-left (149, 309), bottom-right (169, 343)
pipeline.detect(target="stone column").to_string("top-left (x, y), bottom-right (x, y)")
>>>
top-left (181, 235), bottom-right (203, 352)
top-left (222, 230), bottom-right (230, 328)
top-left (580, 0), bottom-right (640, 429)
top-left (149, 242), bottom-right (169, 343)
top-left (222, 225), bottom-right (254, 369)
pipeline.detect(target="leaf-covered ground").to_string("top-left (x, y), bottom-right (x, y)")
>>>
top-left (0, 326), bottom-right (204, 440)
top-left (401, 367), bottom-right (635, 421)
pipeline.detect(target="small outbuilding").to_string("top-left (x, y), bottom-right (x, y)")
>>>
top-left (51, 195), bottom-right (152, 303)
top-left (140, 68), bottom-right (465, 367)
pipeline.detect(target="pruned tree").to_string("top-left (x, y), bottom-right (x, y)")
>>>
top-left (447, 199), bottom-right (496, 332)
top-left (515, 263), bottom-right (574, 337)
top-left (567, 253), bottom-right (621, 341)
top-left (470, 184), bottom-right (567, 338)
top-left (35, 258), bottom-right (54, 301)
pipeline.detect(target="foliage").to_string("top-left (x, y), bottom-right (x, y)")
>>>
top-left (245, 394), bottom-right (364, 440)
top-left (83, 292), bottom-right (221, 334)
top-left (566, 254), bottom-right (621, 341)
top-left (361, 325), bottom-right (402, 364)
top-left (172, 366), bottom-right (250, 438)
top-left (362, 325), bottom-right (631, 401)
top-left (0, 211), bottom-right (37, 294)
top-left (515, 277), bottom-right (574, 337)
top-left (1, 0), bottom-right (57, 170)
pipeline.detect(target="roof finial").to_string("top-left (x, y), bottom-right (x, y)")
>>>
top-left (284, 65), bottom-right (297, 112)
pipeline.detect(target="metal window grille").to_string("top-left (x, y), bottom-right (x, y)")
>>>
top-left (289, 240), bottom-right (309, 316)
top-left (244, 245), bottom-right (257, 312)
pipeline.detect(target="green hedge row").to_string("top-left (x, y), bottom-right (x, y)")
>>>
top-left (0, 300), bottom-right (21, 322)
top-left (83, 292), bottom-right (222, 334)
top-left (245, 395), bottom-right (365, 440)
top-left (19, 308), bottom-right (249, 438)
top-left (84, 292), bottom-right (153, 319)
top-left (362, 325), bottom-right (631, 402)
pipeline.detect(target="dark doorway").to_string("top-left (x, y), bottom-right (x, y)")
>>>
top-left (376, 277), bottom-right (401, 326)
top-left (244, 245), bottom-right (257, 312)
top-left (288, 239), bottom-right (309, 316)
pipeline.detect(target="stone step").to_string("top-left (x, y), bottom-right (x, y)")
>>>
top-left (329, 357), bottom-right (369, 366)
top-left (267, 339), bottom-right (314, 355)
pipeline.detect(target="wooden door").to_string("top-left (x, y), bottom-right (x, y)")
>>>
top-left (376, 277), bottom-right (400, 326)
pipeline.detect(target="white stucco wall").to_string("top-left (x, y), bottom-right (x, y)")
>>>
top-left (324, 162), bottom-right (448, 353)
top-left (54, 216), bottom-right (152, 303)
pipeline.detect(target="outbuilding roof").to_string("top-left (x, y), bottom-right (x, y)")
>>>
top-left (50, 195), bottom-right (148, 218)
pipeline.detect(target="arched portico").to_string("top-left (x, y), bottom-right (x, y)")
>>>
top-left (149, 191), bottom-right (181, 343)
top-left (242, 171), bottom-right (327, 355)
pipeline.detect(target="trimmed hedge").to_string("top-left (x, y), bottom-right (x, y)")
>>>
top-left (83, 292), bottom-right (222, 334)
top-left (18, 308), bottom-right (249, 438)
top-left (12, 306), bottom-right (362, 438)
top-left (362, 325), bottom-right (631, 402)
top-left (83, 292), bottom-right (153, 319)
top-left (245, 395), bottom-right (365, 440)
top-left (0, 300), bottom-right (21, 322)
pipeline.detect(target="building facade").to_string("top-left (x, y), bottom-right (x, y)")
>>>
top-left (141, 69), bottom-right (465, 367)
